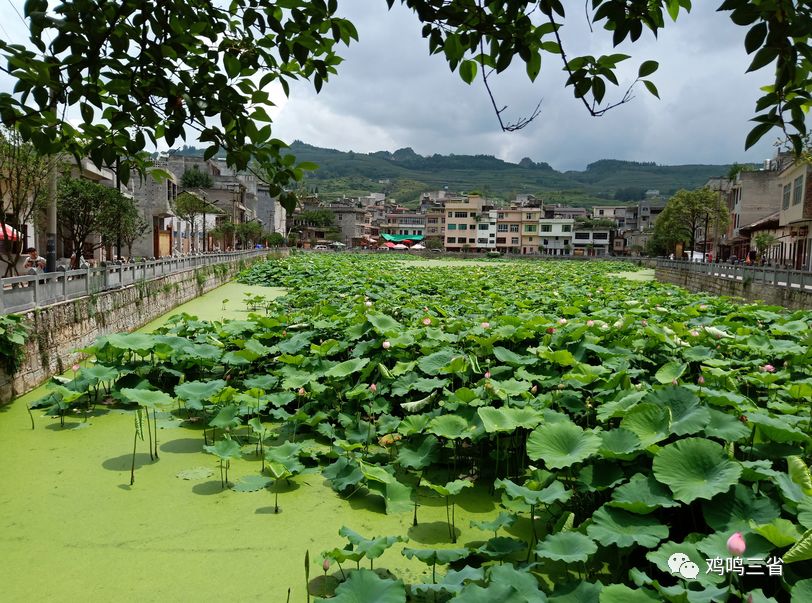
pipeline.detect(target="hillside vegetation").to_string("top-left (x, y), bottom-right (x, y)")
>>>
top-left (175, 142), bottom-right (738, 207)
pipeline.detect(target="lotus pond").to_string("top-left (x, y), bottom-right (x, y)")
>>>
top-left (5, 254), bottom-right (812, 602)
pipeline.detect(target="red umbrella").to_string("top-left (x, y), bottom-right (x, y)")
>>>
top-left (385, 242), bottom-right (396, 248)
top-left (1, 224), bottom-right (21, 241)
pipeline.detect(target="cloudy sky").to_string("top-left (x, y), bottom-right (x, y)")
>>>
top-left (0, 1), bottom-right (782, 171)
top-left (267, 2), bottom-right (779, 171)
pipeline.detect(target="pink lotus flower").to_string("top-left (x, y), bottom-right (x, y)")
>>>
top-left (690, 329), bottom-right (700, 337)
top-left (71, 364), bottom-right (80, 372)
top-left (298, 387), bottom-right (306, 396)
top-left (323, 558), bottom-right (330, 573)
top-left (641, 319), bottom-right (648, 327)
top-left (369, 383), bottom-right (377, 393)
top-left (484, 371), bottom-right (491, 379)
top-left (546, 327), bottom-right (555, 334)
top-left (697, 375), bottom-right (705, 385)
top-left (672, 379), bottom-right (678, 386)
top-left (480, 321), bottom-right (490, 329)
top-left (587, 320), bottom-right (595, 327)
top-left (558, 318), bottom-right (567, 325)
top-left (422, 317), bottom-right (432, 326)
top-left (761, 364), bottom-right (775, 373)
top-left (382, 340), bottom-right (391, 349)
top-left (423, 306), bottom-right (429, 312)
top-left (727, 532), bottom-right (746, 556)
top-left (699, 304), bottom-right (708, 311)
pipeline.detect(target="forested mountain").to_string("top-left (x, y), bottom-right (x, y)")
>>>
top-left (174, 142), bottom-right (739, 207)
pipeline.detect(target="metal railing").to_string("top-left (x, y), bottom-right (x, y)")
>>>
top-left (656, 259), bottom-right (812, 292)
top-left (0, 249), bottom-right (272, 315)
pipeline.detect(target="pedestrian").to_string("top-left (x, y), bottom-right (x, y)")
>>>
top-left (23, 246), bottom-right (46, 274)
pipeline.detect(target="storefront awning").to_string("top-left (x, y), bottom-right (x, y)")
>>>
top-left (381, 234), bottom-right (424, 242)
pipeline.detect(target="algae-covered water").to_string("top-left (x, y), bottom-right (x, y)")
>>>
top-left (0, 282), bottom-right (506, 602)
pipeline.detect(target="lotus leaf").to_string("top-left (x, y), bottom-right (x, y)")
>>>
top-left (231, 474), bottom-right (273, 492)
top-left (586, 505), bottom-right (668, 549)
top-left (653, 438), bottom-right (742, 504)
top-left (619, 404), bottom-right (672, 448)
top-left (325, 569), bottom-right (406, 603)
top-left (526, 421), bottom-right (601, 469)
top-left (401, 547), bottom-right (469, 565)
top-left (535, 532), bottom-right (597, 563)
top-left (608, 473), bottom-right (679, 514)
top-left (783, 529), bottom-right (812, 564)
top-left (548, 581), bottom-right (602, 603)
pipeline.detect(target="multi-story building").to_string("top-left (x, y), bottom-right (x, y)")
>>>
top-left (474, 209), bottom-right (498, 251)
top-left (329, 203), bottom-right (368, 246)
top-left (256, 184), bottom-right (287, 236)
top-left (129, 165), bottom-right (179, 258)
top-left (776, 159), bottom-right (812, 270)
top-left (539, 218), bottom-right (574, 256)
top-left (544, 205), bottom-right (589, 220)
top-left (444, 194), bottom-right (487, 251)
top-left (572, 227), bottom-right (612, 256)
top-left (494, 207), bottom-right (522, 253)
top-left (382, 207), bottom-right (426, 238)
top-left (592, 205), bottom-right (627, 229)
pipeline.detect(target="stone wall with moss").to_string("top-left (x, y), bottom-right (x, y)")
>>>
top-left (0, 253), bottom-right (277, 403)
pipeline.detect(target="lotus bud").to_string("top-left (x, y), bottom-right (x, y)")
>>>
top-left (672, 379), bottom-right (678, 386)
top-left (597, 287), bottom-right (604, 293)
top-left (739, 415), bottom-right (748, 423)
top-left (72, 364), bottom-right (80, 372)
top-left (484, 371), bottom-right (491, 379)
top-left (422, 317), bottom-right (432, 326)
top-left (761, 364), bottom-right (775, 373)
top-left (641, 319), bottom-right (648, 327)
top-left (323, 558), bottom-right (330, 573)
top-left (697, 375), bottom-right (705, 385)
top-left (480, 321), bottom-right (490, 329)
top-left (558, 318), bottom-right (567, 325)
top-left (587, 320), bottom-right (595, 327)
top-left (699, 304), bottom-right (708, 311)
top-left (298, 387), bottom-right (306, 396)
top-left (690, 329), bottom-right (700, 337)
top-left (369, 383), bottom-right (377, 393)
top-left (365, 300), bottom-right (373, 307)
top-left (382, 340), bottom-right (391, 349)
top-left (613, 320), bottom-right (623, 329)
top-left (423, 306), bottom-right (429, 312)
top-left (546, 327), bottom-right (555, 334)
top-left (726, 532), bottom-right (746, 556)
top-left (282, 330), bottom-right (287, 337)
top-left (531, 385), bottom-right (538, 394)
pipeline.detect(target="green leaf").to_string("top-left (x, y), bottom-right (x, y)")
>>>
top-left (654, 362), bottom-right (686, 384)
top-left (750, 518), bottom-right (802, 547)
top-left (702, 484), bottom-right (781, 532)
top-left (535, 532), bottom-right (597, 563)
top-left (788, 456), bottom-right (812, 495)
top-left (637, 60), bottom-right (658, 78)
top-left (418, 349), bottom-right (458, 376)
top-left (231, 474), bottom-right (272, 492)
top-left (203, 437), bottom-right (242, 460)
top-left (609, 473), bottom-right (680, 514)
top-left (396, 435), bottom-right (439, 470)
top-left (120, 387), bottom-right (173, 409)
top-left (526, 421), bottom-right (601, 469)
top-left (209, 404), bottom-right (241, 429)
top-left (427, 414), bottom-right (471, 439)
top-left (652, 438), bottom-right (742, 504)
top-left (586, 505), bottom-right (668, 549)
top-left (791, 579), bottom-right (812, 601)
top-left (325, 357), bottom-right (370, 379)
top-left (459, 59), bottom-right (477, 84)
top-left (402, 547), bottom-right (469, 566)
top-left (620, 404), bottom-right (671, 448)
top-left (642, 80), bottom-right (659, 99)
top-left (328, 568), bottom-right (406, 603)
top-left (783, 529), bottom-right (812, 563)
top-left (367, 313), bottom-right (403, 334)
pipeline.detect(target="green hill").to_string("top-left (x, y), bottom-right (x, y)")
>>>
top-left (174, 142), bottom-right (739, 207)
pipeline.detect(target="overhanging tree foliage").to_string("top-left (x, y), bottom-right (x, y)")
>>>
top-left (0, 0), bottom-right (809, 183)
top-left (180, 167), bottom-right (213, 189)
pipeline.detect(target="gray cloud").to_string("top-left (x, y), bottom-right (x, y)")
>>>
top-left (272, 1), bottom-right (778, 170)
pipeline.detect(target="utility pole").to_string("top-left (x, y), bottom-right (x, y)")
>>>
top-left (45, 84), bottom-right (58, 272)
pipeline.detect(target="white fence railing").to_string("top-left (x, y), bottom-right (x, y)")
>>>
top-left (0, 249), bottom-right (272, 315)
top-left (657, 259), bottom-right (812, 292)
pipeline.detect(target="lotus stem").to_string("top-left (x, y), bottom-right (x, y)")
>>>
top-left (130, 426), bottom-right (138, 485)
top-left (451, 498), bottom-right (457, 543)
top-left (336, 560), bottom-right (346, 580)
top-left (153, 409), bottom-right (159, 459)
top-left (27, 404), bottom-right (34, 430)
top-left (145, 408), bottom-right (154, 461)
top-left (445, 495), bottom-right (453, 541)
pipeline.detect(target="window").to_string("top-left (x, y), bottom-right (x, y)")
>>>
top-left (428, 218), bottom-right (437, 224)
top-left (540, 224), bottom-right (552, 233)
top-left (783, 184), bottom-right (791, 210)
top-left (593, 232), bottom-right (608, 240)
top-left (526, 213), bottom-right (534, 220)
top-left (497, 224), bottom-right (508, 232)
top-left (562, 224), bottom-right (572, 232)
top-left (509, 224), bottom-right (519, 233)
top-left (478, 238), bottom-right (488, 244)
top-left (478, 223), bottom-right (489, 230)
top-left (337, 214), bottom-right (342, 220)
top-left (528, 236), bottom-right (534, 242)
top-left (447, 223), bottom-right (457, 230)
top-left (543, 239), bottom-right (548, 245)
top-left (469, 238), bottom-right (476, 243)
top-left (497, 212), bottom-right (505, 219)
top-left (793, 176), bottom-right (804, 205)
top-left (447, 237), bottom-right (456, 243)
top-left (447, 212), bottom-right (452, 218)
top-left (458, 224), bottom-right (468, 230)
top-left (575, 232), bottom-right (590, 240)
top-left (454, 211), bottom-right (468, 218)
top-left (598, 209), bottom-right (605, 216)
top-left (511, 237), bottom-right (519, 244)
top-left (496, 237), bottom-right (506, 244)
top-left (524, 225), bottom-right (537, 233)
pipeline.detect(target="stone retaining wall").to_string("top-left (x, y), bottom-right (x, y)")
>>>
top-left (0, 253), bottom-right (277, 403)
top-left (655, 266), bottom-right (812, 310)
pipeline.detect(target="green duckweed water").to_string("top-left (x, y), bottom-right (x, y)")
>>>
top-left (0, 281), bottom-right (512, 602)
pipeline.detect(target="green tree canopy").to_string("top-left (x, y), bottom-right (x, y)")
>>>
top-left (180, 167), bottom-right (213, 189)
top-left (0, 0), bottom-right (809, 182)
top-left (652, 188), bottom-right (730, 255)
